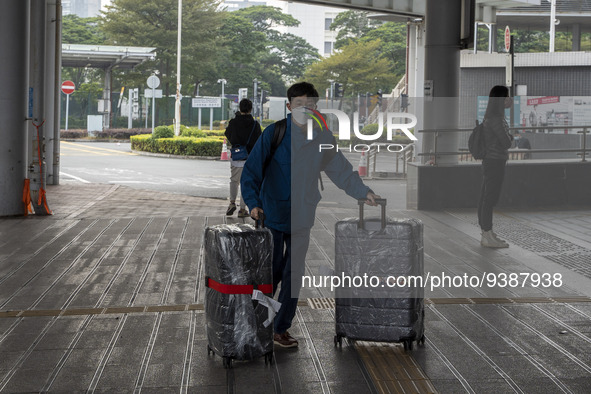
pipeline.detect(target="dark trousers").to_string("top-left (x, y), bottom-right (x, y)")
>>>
top-left (269, 228), bottom-right (310, 334)
top-left (478, 159), bottom-right (506, 232)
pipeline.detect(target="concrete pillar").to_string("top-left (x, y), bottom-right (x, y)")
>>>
top-left (407, 22), bottom-right (426, 159)
top-left (0, 1), bottom-right (29, 216)
top-left (46, 0), bottom-right (60, 185)
top-left (422, 0), bottom-right (461, 165)
top-left (29, 0), bottom-right (48, 214)
top-left (572, 24), bottom-right (581, 52)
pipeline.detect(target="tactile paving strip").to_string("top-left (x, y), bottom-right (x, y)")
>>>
top-left (355, 342), bottom-right (437, 394)
top-left (449, 210), bottom-right (591, 279)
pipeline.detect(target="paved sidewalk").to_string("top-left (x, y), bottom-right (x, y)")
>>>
top-left (1, 183), bottom-right (591, 393)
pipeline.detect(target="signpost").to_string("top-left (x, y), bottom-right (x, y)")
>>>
top-left (147, 75), bottom-right (160, 133)
top-left (61, 80), bottom-right (75, 130)
top-left (504, 25), bottom-right (511, 52)
top-left (192, 97), bottom-right (221, 130)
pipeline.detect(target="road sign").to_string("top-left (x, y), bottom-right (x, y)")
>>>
top-left (192, 97), bottom-right (221, 108)
top-left (144, 89), bottom-right (163, 98)
top-left (238, 88), bottom-right (248, 101)
top-left (61, 80), bottom-right (75, 95)
top-left (147, 75), bottom-right (160, 89)
top-left (504, 26), bottom-right (511, 52)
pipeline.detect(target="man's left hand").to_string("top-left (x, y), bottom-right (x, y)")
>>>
top-left (365, 192), bottom-right (380, 206)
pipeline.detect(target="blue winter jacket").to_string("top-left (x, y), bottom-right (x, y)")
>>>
top-left (240, 114), bottom-right (370, 233)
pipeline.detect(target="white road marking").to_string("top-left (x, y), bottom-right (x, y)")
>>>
top-left (60, 172), bottom-right (91, 183)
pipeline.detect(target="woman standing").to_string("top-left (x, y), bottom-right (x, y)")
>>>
top-left (224, 99), bottom-right (261, 217)
top-left (478, 86), bottom-right (513, 248)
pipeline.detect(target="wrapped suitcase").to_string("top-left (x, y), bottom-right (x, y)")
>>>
top-left (204, 220), bottom-right (275, 368)
top-left (334, 199), bottom-right (425, 350)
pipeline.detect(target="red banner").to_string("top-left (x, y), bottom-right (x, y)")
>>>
top-left (527, 96), bottom-right (560, 106)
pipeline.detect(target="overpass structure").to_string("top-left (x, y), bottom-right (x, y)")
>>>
top-left (4, 0), bottom-right (589, 217)
top-left (62, 44), bottom-right (156, 132)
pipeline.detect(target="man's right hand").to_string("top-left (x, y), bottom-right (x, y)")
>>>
top-left (250, 207), bottom-right (264, 220)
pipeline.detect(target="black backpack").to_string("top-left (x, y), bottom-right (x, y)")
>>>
top-left (264, 118), bottom-right (337, 190)
top-left (468, 119), bottom-right (486, 160)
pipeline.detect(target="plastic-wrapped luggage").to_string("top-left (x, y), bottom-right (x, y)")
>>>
top-left (204, 222), bottom-right (275, 368)
top-left (334, 200), bottom-right (425, 350)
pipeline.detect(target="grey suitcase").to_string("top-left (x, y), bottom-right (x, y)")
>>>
top-left (203, 220), bottom-right (274, 368)
top-left (334, 199), bottom-right (425, 350)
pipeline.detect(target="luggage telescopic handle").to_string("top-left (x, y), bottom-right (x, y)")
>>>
top-left (358, 198), bottom-right (387, 230)
top-left (255, 212), bottom-right (265, 229)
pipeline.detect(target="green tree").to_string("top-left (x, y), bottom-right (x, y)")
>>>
top-left (218, 6), bottom-right (320, 96)
top-left (303, 40), bottom-right (395, 108)
top-left (330, 10), bottom-right (382, 49)
top-left (361, 22), bottom-right (407, 81)
top-left (329, 11), bottom-right (406, 83)
top-left (101, 0), bottom-right (224, 100)
top-left (62, 15), bottom-right (106, 44)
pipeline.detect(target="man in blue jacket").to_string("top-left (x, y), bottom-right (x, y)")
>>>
top-left (241, 82), bottom-right (379, 348)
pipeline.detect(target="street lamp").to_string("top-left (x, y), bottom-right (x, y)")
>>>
top-left (218, 78), bottom-right (227, 121)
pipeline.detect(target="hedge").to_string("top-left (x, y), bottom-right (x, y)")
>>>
top-left (180, 127), bottom-right (207, 138)
top-left (203, 129), bottom-right (226, 137)
top-left (153, 125), bottom-right (174, 139)
top-left (61, 128), bottom-right (151, 139)
top-left (131, 134), bottom-right (223, 157)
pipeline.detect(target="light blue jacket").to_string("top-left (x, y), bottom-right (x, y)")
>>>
top-left (241, 114), bottom-right (370, 233)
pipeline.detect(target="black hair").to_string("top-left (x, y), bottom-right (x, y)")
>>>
top-left (239, 98), bottom-right (253, 113)
top-left (484, 85), bottom-right (509, 119)
top-left (287, 82), bottom-right (319, 103)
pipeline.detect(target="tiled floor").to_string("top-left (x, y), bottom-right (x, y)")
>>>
top-left (1, 183), bottom-right (590, 392)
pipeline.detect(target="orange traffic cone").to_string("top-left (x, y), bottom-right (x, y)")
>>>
top-left (358, 151), bottom-right (367, 177)
top-left (220, 138), bottom-right (229, 161)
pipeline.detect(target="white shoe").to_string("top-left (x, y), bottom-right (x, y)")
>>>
top-left (491, 231), bottom-right (509, 246)
top-left (481, 230), bottom-right (509, 248)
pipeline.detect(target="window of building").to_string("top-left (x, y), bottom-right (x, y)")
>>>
top-left (325, 18), bottom-right (333, 31)
top-left (324, 41), bottom-right (333, 55)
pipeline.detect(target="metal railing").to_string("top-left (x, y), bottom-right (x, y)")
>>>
top-left (418, 125), bottom-right (590, 165)
top-left (366, 142), bottom-right (415, 178)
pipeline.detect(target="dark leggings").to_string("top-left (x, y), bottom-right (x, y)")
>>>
top-left (478, 159), bottom-right (506, 231)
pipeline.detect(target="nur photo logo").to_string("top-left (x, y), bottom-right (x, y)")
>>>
top-left (301, 109), bottom-right (418, 153)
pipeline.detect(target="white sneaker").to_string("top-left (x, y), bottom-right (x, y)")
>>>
top-left (481, 230), bottom-right (509, 248)
top-left (491, 231), bottom-right (509, 246)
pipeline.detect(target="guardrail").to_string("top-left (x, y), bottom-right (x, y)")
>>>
top-left (418, 125), bottom-right (590, 166)
top-left (366, 143), bottom-right (415, 178)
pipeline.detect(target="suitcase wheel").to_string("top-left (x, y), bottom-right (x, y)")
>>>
top-left (334, 335), bottom-right (343, 347)
top-left (403, 339), bottom-right (413, 351)
top-left (418, 335), bottom-right (426, 346)
top-left (265, 352), bottom-right (274, 365)
top-left (223, 357), bottom-right (233, 369)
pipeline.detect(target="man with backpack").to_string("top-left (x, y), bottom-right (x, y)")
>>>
top-left (224, 99), bottom-right (261, 218)
top-left (240, 82), bottom-right (380, 348)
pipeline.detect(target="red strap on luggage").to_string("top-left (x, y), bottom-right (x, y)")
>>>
top-left (206, 277), bottom-right (272, 295)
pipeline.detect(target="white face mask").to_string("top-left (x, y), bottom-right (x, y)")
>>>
top-left (291, 106), bottom-right (309, 125)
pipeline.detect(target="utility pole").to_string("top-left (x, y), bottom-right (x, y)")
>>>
top-left (253, 79), bottom-right (258, 119)
top-left (218, 78), bottom-right (226, 122)
top-left (174, 0), bottom-right (182, 136)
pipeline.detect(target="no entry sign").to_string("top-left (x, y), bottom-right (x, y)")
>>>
top-left (504, 26), bottom-right (511, 52)
top-left (61, 80), bottom-right (75, 95)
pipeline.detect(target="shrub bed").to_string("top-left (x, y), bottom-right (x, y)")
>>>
top-left (131, 134), bottom-right (223, 157)
top-left (61, 128), bottom-right (153, 139)
top-left (60, 129), bottom-right (88, 139)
